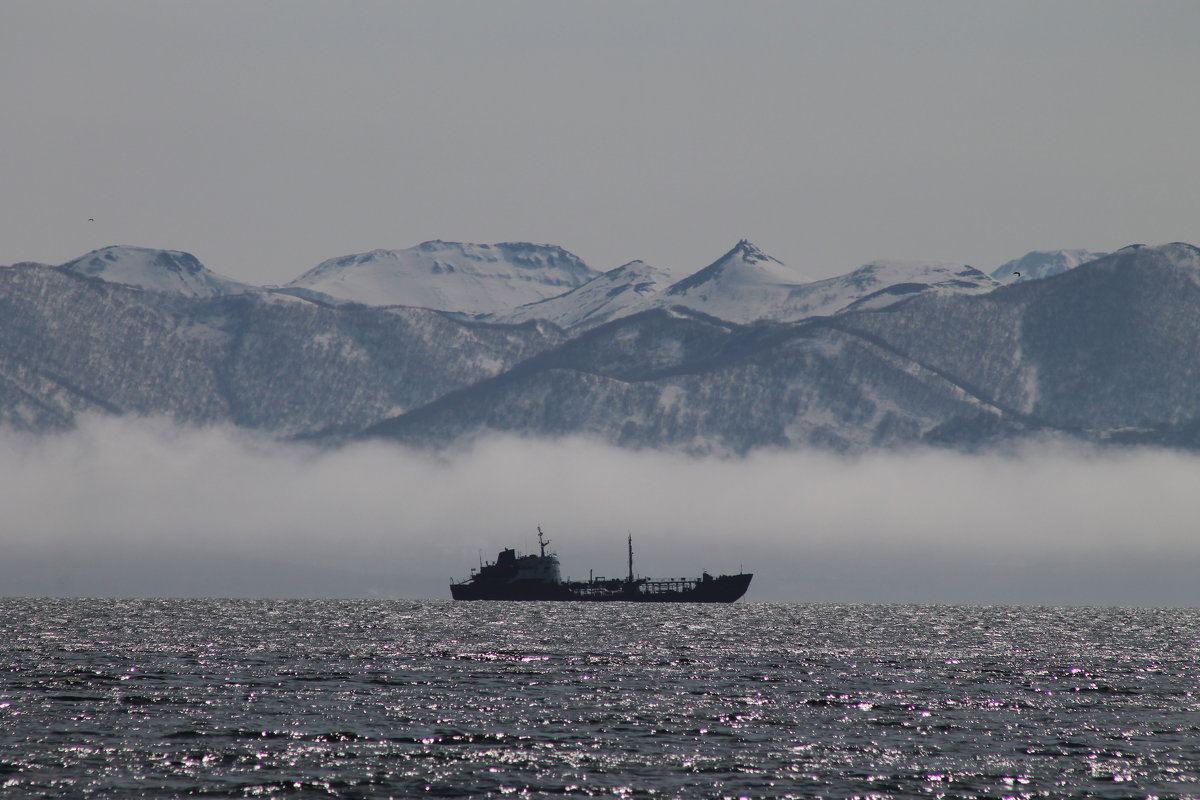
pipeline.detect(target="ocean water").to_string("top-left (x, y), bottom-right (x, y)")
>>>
top-left (1, 600), bottom-right (1197, 799)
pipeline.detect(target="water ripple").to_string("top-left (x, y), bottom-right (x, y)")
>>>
top-left (1, 600), bottom-right (1198, 797)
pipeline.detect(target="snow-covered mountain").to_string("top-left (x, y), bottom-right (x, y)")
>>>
top-left (539, 242), bottom-right (997, 328)
top-left (767, 259), bottom-right (998, 319)
top-left (8, 236), bottom-right (1200, 455)
top-left (990, 249), bottom-right (1108, 283)
top-left (835, 242), bottom-right (1200, 443)
top-left (366, 242), bottom-right (1200, 454)
top-left (495, 260), bottom-right (674, 329)
top-left (653, 240), bottom-right (815, 324)
top-left (47, 240), bottom-right (1000, 329)
top-left (364, 304), bottom-right (1000, 454)
top-left (60, 246), bottom-right (254, 297)
top-left (587, 243), bottom-right (996, 327)
top-left (0, 264), bottom-right (562, 435)
top-left (286, 240), bottom-right (599, 314)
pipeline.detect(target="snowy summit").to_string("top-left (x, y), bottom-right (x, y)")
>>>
top-left (497, 259), bottom-right (674, 330)
top-left (667, 240), bottom-right (811, 296)
top-left (788, 259), bottom-right (999, 317)
top-left (59, 246), bottom-right (252, 297)
top-left (652, 240), bottom-right (816, 324)
top-left (990, 250), bottom-right (1108, 283)
top-left (286, 240), bottom-right (600, 315)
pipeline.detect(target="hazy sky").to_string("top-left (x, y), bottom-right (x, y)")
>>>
top-left (4, 0), bottom-right (1199, 283)
top-left (3, 417), bottom-right (1199, 606)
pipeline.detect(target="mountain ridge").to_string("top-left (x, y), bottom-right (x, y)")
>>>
top-left (0, 263), bottom-right (563, 435)
top-left (362, 242), bottom-right (1200, 453)
top-left (4, 239), bottom-right (1195, 456)
top-left (285, 240), bottom-right (599, 314)
top-left (21, 240), bottom-right (1110, 327)
top-left (59, 245), bottom-right (255, 297)
top-left (990, 248), bottom-right (1109, 283)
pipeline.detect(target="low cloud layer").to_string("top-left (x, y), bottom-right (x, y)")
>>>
top-left (2, 416), bottom-right (1197, 606)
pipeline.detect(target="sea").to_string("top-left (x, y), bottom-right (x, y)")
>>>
top-left (1, 600), bottom-right (1197, 799)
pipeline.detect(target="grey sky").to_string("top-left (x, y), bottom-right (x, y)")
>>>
top-left (4, 0), bottom-right (1199, 283)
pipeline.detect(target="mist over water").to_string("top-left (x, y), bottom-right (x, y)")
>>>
top-left (2, 416), bottom-right (1197, 606)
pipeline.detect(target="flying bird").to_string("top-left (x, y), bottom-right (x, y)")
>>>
top-left (1013, 271), bottom-right (1021, 277)
top-left (88, 218), bottom-right (94, 222)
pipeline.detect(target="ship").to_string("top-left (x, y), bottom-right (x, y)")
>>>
top-left (450, 528), bottom-right (752, 602)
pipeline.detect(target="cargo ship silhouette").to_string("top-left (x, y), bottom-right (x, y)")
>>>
top-left (451, 528), bottom-right (752, 602)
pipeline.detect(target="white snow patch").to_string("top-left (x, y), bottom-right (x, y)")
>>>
top-left (287, 241), bottom-right (599, 314)
top-left (60, 246), bottom-right (253, 297)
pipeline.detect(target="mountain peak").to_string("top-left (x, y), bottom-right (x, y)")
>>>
top-left (726, 239), bottom-right (779, 266)
top-left (668, 240), bottom-right (804, 297)
top-left (610, 259), bottom-right (657, 276)
top-left (287, 241), bottom-right (599, 314)
top-left (1125, 242), bottom-right (1200, 280)
top-left (63, 245), bottom-right (205, 277)
top-left (990, 249), bottom-right (1108, 283)
top-left (715, 240), bottom-right (794, 278)
top-left (495, 258), bottom-right (673, 330)
top-left (58, 246), bottom-right (250, 297)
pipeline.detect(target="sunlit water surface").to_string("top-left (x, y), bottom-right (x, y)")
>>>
top-left (1, 600), bottom-right (1197, 798)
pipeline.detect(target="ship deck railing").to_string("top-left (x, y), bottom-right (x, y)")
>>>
top-left (566, 579), bottom-right (624, 598)
top-left (566, 577), bottom-right (705, 596)
top-left (637, 579), bottom-right (701, 593)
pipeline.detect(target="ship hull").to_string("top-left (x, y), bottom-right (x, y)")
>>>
top-left (450, 573), bottom-right (752, 603)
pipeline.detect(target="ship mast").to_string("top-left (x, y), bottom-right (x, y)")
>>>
top-left (537, 526), bottom-right (549, 557)
top-left (627, 533), bottom-right (634, 583)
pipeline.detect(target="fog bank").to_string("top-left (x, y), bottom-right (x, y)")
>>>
top-left (2, 417), bottom-right (1196, 606)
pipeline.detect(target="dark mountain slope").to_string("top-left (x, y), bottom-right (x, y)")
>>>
top-left (835, 243), bottom-right (1200, 433)
top-left (0, 265), bottom-right (562, 434)
top-left (364, 308), bottom-right (1002, 453)
top-left (364, 244), bottom-right (1200, 453)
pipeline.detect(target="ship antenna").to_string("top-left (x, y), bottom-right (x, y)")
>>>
top-left (537, 526), bottom-right (549, 557)
top-left (627, 532), bottom-right (634, 583)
